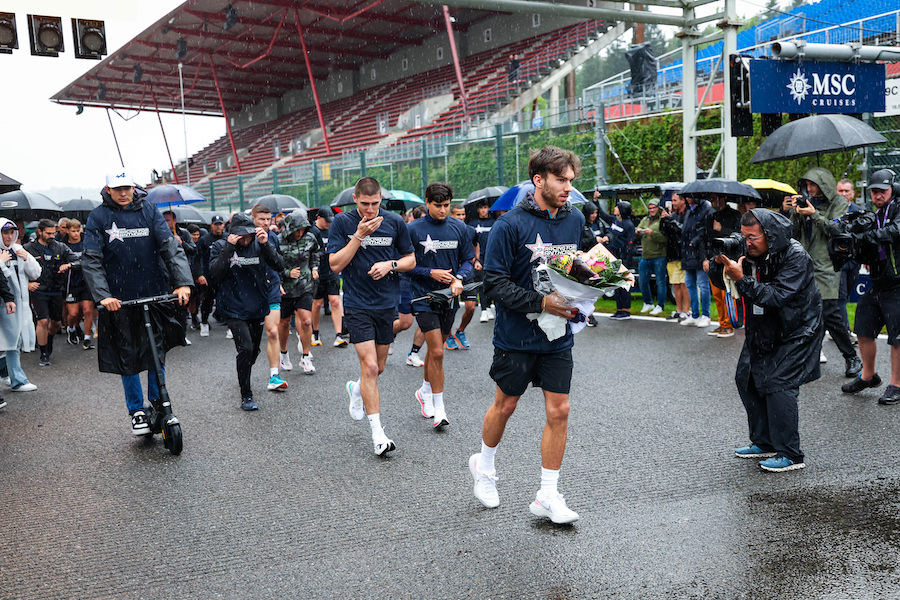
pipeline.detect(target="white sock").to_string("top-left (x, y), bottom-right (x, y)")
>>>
top-left (540, 467), bottom-right (560, 497)
top-left (367, 413), bottom-right (382, 437)
top-left (420, 380), bottom-right (432, 396)
top-left (270, 367), bottom-right (279, 377)
top-left (432, 392), bottom-right (444, 411)
top-left (480, 440), bottom-right (497, 473)
top-left (351, 379), bottom-right (361, 398)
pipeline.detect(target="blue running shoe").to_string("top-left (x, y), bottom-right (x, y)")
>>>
top-left (267, 374), bottom-right (288, 391)
top-left (734, 444), bottom-right (777, 459)
top-left (241, 397), bottom-right (259, 411)
top-left (444, 335), bottom-right (459, 350)
top-left (454, 331), bottom-right (470, 349)
top-left (759, 456), bottom-right (805, 472)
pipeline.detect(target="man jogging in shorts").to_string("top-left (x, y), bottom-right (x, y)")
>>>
top-left (408, 183), bottom-right (474, 429)
top-left (328, 177), bottom-right (415, 456)
top-left (469, 146), bottom-right (585, 524)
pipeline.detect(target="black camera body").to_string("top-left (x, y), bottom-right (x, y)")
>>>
top-left (795, 195), bottom-right (811, 209)
top-left (827, 210), bottom-right (878, 270)
top-left (711, 232), bottom-right (746, 261)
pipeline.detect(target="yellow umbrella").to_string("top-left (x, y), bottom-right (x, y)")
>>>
top-left (742, 179), bottom-right (797, 208)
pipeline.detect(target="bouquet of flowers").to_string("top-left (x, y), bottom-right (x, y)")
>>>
top-left (529, 243), bottom-right (633, 341)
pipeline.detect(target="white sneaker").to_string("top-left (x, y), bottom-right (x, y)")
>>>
top-left (388, 343), bottom-right (394, 355)
top-left (469, 454), bottom-right (500, 508)
top-left (479, 310), bottom-right (489, 323)
top-left (432, 406), bottom-right (449, 429)
top-left (695, 316), bottom-right (711, 328)
top-left (311, 333), bottom-right (322, 347)
top-left (334, 336), bottom-right (348, 348)
top-left (226, 328), bottom-right (233, 339)
top-left (373, 432), bottom-right (396, 456)
top-left (280, 353), bottom-right (293, 371)
top-left (820, 351), bottom-right (828, 364)
top-left (296, 335), bottom-right (312, 358)
top-left (406, 352), bottom-right (424, 367)
top-left (679, 316), bottom-right (697, 326)
top-left (649, 305), bottom-right (663, 316)
top-left (300, 355), bottom-right (316, 374)
top-left (11, 382), bottom-right (36, 392)
top-left (0, 376), bottom-right (10, 387)
top-left (488, 307), bottom-right (496, 320)
top-left (529, 491), bottom-right (580, 524)
top-left (640, 303), bottom-right (653, 313)
top-left (416, 389), bottom-right (434, 418)
top-left (200, 323), bottom-right (210, 337)
top-left (184, 338), bottom-right (192, 346)
top-left (347, 381), bottom-right (365, 421)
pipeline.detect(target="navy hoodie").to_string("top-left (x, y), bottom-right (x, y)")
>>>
top-left (483, 192), bottom-right (584, 353)
top-left (408, 213), bottom-right (475, 309)
top-left (209, 234), bottom-right (285, 322)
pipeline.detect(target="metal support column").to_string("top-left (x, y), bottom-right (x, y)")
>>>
top-left (272, 168), bottom-right (279, 194)
top-left (209, 180), bottom-right (216, 210)
top-left (294, 9), bottom-right (332, 155)
top-left (595, 104), bottom-right (607, 186)
top-left (443, 6), bottom-right (470, 124)
top-left (360, 152), bottom-right (367, 178)
top-left (312, 159), bottom-right (320, 206)
top-left (209, 55), bottom-right (244, 175)
top-left (420, 140), bottom-right (428, 199)
top-left (720, 0), bottom-right (739, 180)
top-left (679, 9), bottom-right (699, 183)
top-left (238, 174), bottom-right (245, 211)
top-left (495, 125), bottom-right (504, 187)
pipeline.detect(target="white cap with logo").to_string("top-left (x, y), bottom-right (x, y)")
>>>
top-left (105, 170), bottom-right (135, 188)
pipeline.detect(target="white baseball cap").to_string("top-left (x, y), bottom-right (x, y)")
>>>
top-left (105, 170), bottom-right (135, 188)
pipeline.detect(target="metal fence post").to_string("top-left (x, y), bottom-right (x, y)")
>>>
top-left (595, 103), bottom-right (608, 186)
top-left (238, 174), bottom-right (245, 212)
top-left (272, 168), bottom-right (279, 194)
top-left (313, 159), bottom-right (320, 206)
top-left (209, 180), bottom-right (216, 210)
top-left (420, 140), bottom-right (428, 199)
top-left (360, 151), bottom-right (367, 178)
top-left (495, 124), bottom-right (504, 187)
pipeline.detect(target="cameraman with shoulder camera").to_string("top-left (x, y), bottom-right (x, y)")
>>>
top-left (842, 170), bottom-right (900, 405)
top-left (710, 209), bottom-right (822, 473)
top-left (783, 168), bottom-right (862, 377)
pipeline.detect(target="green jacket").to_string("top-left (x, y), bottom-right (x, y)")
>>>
top-left (790, 166), bottom-right (843, 300)
top-left (637, 215), bottom-right (667, 259)
top-left (278, 209), bottom-right (322, 298)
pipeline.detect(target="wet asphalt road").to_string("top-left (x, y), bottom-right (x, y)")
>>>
top-left (2, 313), bottom-right (900, 599)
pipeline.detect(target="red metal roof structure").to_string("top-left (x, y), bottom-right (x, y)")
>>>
top-left (50, 0), bottom-right (499, 117)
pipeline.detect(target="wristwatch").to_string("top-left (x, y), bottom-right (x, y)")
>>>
top-left (390, 260), bottom-right (398, 272)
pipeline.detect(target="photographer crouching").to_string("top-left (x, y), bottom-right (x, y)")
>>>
top-left (841, 170), bottom-right (900, 404)
top-left (710, 209), bottom-right (823, 473)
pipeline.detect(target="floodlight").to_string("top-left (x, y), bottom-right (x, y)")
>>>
top-left (72, 18), bottom-right (106, 59)
top-left (27, 14), bottom-right (63, 57)
top-left (0, 12), bottom-right (18, 53)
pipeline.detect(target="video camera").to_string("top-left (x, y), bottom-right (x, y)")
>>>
top-left (711, 232), bottom-right (745, 261)
top-left (827, 210), bottom-right (878, 270)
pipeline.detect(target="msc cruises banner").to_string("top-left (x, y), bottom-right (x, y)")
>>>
top-left (749, 60), bottom-right (886, 114)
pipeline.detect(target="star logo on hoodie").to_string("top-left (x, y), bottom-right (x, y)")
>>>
top-left (525, 233), bottom-right (550, 262)
top-left (106, 223), bottom-right (124, 243)
top-left (420, 234), bottom-right (437, 254)
top-left (229, 254), bottom-right (242, 268)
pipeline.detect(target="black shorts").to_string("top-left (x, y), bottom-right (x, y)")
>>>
top-left (31, 294), bottom-right (63, 322)
top-left (65, 287), bottom-right (93, 304)
top-left (314, 278), bottom-right (341, 300)
top-left (415, 309), bottom-right (457, 335)
top-left (461, 282), bottom-right (479, 302)
top-left (397, 290), bottom-right (412, 316)
top-left (281, 292), bottom-right (314, 315)
top-left (489, 347), bottom-right (574, 396)
top-left (344, 307), bottom-right (395, 345)
top-left (854, 287), bottom-right (900, 345)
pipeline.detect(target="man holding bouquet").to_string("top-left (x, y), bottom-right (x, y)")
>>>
top-left (468, 146), bottom-right (585, 524)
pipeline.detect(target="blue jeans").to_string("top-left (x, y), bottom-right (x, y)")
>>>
top-left (122, 366), bottom-right (164, 415)
top-left (684, 268), bottom-right (711, 318)
top-left (638, 256), bottom-right (668, 307)
top-left (0, 349), bottom-right (29, 389)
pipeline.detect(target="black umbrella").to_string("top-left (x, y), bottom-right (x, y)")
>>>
top-left (0, 172), bottom-right (22, 195)
top-left (750, 114), bottom-right (887, 164)
top-left (679, 178), bottom-right (762, 200)
top-left (199, 210), bottom-right (228, 225)
top-left (249, 194), bottom-right (307, 213)
top-left (464, 186), bottom-right (508, 205)
top-left (58, 198), bottom-right (102, 224)
top-left (331, 186), bottom-right (392, 208)
top-left (163, 205), bottom-right (206, 225)
top-left (0, 189), bottom-right (63, 221)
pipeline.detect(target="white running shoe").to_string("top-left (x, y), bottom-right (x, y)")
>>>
top-left (679, 316), bottom-right (697, 326)
top-left (820, 351), bottom-right (828, 364)
top-left (296, 336), bottom-right (312, 358)
top-left (432, 406), bottom-right (449, 429)
top-left (640, 303), bottom-right (653, 313)
top-left (0, 376), bottom-right (10, 387)
top-left (479, 310), bottom-right (489, 323)
top-left (226, 328), bottom-right (233, 339)
top-left (649, 305), bottom-right (663, 316)
top-left (200, 323), bottom-right (210, 337)
top-left (388, 343), bottom-right (394, 355)
top-left (406, 352), bottom-right (424, 367)
top-left (529, 492), bottom-right (580, 524)
top-left (373, 433), bottom-right (396, 456)
top-left (11, 382), bottom-right (36, 392)
top-left (416, 389), bottom-right (434, 418)
top-left (334, 336), bottom-right (348, 348)
top-left (487, 307), bottom-right (496, 320)
top-left (347, 381), bottom-right (365, 421)
top-left (311, 333), bottom-right (322, 347)
top-left (695, 316), bottom-right (711, 328)
top-left (469, 454), bottom-right (500, 508)
top-left (300, 355), bottom-right (316, 374)
top-left (280, 353), bottom-right (293, 371)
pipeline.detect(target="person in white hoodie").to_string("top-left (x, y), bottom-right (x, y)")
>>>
top-left (0, 218), bottom-right (42, 392)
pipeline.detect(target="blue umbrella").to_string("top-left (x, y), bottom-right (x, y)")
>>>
top-left (489, 182), bottom-right (586, 211)
top-left (146, 184), bottom-right (206, 207)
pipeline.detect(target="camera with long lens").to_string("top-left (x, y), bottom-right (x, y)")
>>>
top-left (827, 210), bottom-right (878, 269)
top-left (711, 232), bottom-right (746, 261)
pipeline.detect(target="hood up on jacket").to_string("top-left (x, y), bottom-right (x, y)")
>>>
top-left (581, 201), bottom-right (599, 219)
top-left (99, 185), bottom-right (149, 211)
top-left (0, 218), bottom-right (16, 251)
top-left (799, 167), bottom-right (838, 200)
top-left (282, 208), bottom-right (310, 238)
top-left (748, 208), bottom-right (792, 256)
top-left (616, 201), bottom-right (633, 219)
